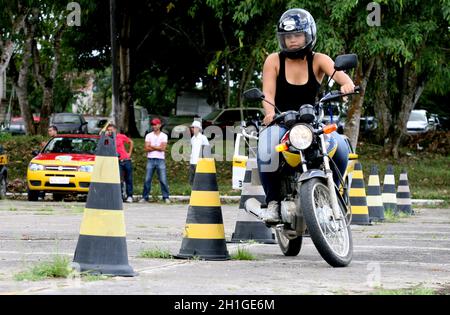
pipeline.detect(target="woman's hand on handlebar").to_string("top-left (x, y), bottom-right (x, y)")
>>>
top-left (340, 82), bottom-right (356, 94)
top-left (263, 111), bottom-right (276, 126)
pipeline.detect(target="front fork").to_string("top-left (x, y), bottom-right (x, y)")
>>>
top-left (319, 134), bottom-right (343, 220)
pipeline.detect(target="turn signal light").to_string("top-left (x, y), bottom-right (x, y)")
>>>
top-left (275, 143), bottom-right (289, 152)
top-left (323, 124), bottom-right (337, 134)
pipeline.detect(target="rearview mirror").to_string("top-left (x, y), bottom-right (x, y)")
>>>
top-left (243, 88), bottom-right (265, 101)
top-left (32, 150), bottom-right (39, 156)
top-left (334, 54), bottom-right (358, 71)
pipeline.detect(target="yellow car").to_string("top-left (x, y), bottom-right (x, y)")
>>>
top-left (27, 134), bottom-right (99, 201)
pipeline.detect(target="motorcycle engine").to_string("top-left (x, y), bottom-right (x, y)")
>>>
top-left (280, 200), bottom-right (297, 226)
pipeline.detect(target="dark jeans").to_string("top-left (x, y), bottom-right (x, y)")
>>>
top-left (119, 159), bottom-right (133, 198)
top-left (142, 158), bottom-right (170, 200)
top-left (188, 164), bottom-right (196, 186)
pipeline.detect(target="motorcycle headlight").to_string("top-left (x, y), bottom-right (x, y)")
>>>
top-left (29, 163), bottom-right (45, 171)
top-left (289, 124), bottom-right (314, 150)
top-left (79, 165), bottom-right (94, 173)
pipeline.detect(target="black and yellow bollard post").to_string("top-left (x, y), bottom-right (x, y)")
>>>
top-left (230, 157), bottom-right (276, 244)
top-left (382, 164), bottom-right (398, 214)
top-left (176, 145), bottom-right (230, 260)
top-left (349, 162), bottom-right (371, 225)
top-left (397, 170), bottom-right (413, 215)
top-left (72, 132), bottom-right (135, 276)
top-left (367, 165), bottom-right (385, 222)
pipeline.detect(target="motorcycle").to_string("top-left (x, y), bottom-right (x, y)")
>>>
top-left (242, 54), bottom-right (360, 267)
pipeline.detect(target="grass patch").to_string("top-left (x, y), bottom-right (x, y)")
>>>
top-left (371, 285), bottom-right (436, 295)
top-left (230, 247), bottom-right (257, 261)
top-left (8, 207), bottom-right (18, 212)
top-left (383, 209), bottom-right (410, 223)
top-left (14, 256), bottom-right (71, 281)
top-left (368, 234), bottom-right (383, 239)
top-left (70, 206), bottom-right (85, 214)
top-left (138, 248), bottom-right (173, 259)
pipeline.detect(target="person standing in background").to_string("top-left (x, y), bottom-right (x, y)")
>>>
top-left (106, 123), bottom-right (134, 203)
top-left (139, 118), bottom-right (170, 203)
top-left (189, 120), bottom-right (209, 186)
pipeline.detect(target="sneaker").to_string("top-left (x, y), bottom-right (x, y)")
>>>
top-left (262, 201), bottom-right (281, 223)
top-left (126, 196), bottom-right (133, 203)
top-left (164, 198), bottom-right (171, 204)
top-left (138, 198), bottom-right (148, 203)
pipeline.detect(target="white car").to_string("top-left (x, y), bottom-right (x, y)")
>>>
top-left (407, 110), bottom-right (430, 134)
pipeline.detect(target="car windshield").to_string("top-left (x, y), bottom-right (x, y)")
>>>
top-left (53, 115), bottom-right (81, 124)
top-left (43, 137), bottom-right (98, 154)
top-left (202, 110), bottom-right (222, 121)
top-left (409, 112), bottom-right (427, 122)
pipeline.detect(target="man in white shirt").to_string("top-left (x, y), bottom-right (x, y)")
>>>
top-left (139, 118), bottom-right (170, 203)
top-left (189, 120), bottom-right (209, 186)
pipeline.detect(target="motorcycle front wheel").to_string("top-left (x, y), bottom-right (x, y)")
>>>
top-left (275, 229), bottom-right (302, 256)
top-left (300, 178), bottom-right (353, 267)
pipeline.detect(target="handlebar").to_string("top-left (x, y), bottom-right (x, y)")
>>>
top-left (319, 85), bottom-right (361, 103)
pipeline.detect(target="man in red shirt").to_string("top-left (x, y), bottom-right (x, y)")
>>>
top-left (106, 124), bottom-right (134, 203)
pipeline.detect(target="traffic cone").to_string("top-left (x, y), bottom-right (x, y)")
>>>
top-left (349, 162), bottom-right (371, 225)
top-left (230, 157), bottom-right (275, 244)
top-left (367, 165), bottom-right (385, 222)
top-left (72, 132), bottom-right (135, 276)
top-left (397, 170), bottom-right (413, 215)
top-left (382, 165), bottom-right (398, 214)
top-left (176, 145), bottom-right (230, 260)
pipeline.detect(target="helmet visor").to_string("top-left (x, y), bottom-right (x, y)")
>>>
top-left (277, 30), bottom-right (313, 52)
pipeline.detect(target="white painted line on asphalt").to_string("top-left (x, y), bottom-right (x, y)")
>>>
top-left (354, 245), bottom-right (450, 251)
top-left (136, 261), bottom-right (192, 274)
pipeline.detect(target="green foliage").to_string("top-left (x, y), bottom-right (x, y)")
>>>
top-left (231, 246), bottom-right (257, 260)
top-left (138, 248), bottom-right (173, 259)
top-left (14, 256), bottom-right (72, 281)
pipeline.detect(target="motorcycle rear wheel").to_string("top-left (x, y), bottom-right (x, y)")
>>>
top-left (300, 178), bottom-right (353, 267)
top-left (275, 229), bottom-right (302, 256)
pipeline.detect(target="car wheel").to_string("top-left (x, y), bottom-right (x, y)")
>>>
top-left (28, 189), bottom-right (39, 202)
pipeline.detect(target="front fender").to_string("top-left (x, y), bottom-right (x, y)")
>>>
top-left (298, 170), bottom-right (327, 183)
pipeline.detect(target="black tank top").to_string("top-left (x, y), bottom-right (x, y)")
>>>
top-left (275, 52), bottom-right (321, 112)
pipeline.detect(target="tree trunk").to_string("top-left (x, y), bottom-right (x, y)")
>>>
top-left (237, 55), bottom-right (256, 107)
top-left (373, 57), bottom-right (392, 145)
top-left (0, 14), bottom-right (26, 106)
top-left (110, 0), bottom-right (120, 127)
top-left (344, 58), bottom-right (374, 150)
top-left (13, 20), bottom-right (35, 135)
top-left (386, 63), bottom-right (425, 158)
top-left (32, 19), bottom-right (64, 135)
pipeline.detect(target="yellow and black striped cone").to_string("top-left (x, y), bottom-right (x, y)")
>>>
top-left (397, 170), bottom-right (413, 215)
top-left (349, 162), bottom-right (371, 225)
top-left (230, 158), bottom-right (275, 244)
top-left (382, 164), bottom-right (397, 214)
top-left (72, 132), bottom-right (135, 276)
top-left (367, 165), bottom-right (385, 222)
top-left (176, 145), bottom-right (230, 260)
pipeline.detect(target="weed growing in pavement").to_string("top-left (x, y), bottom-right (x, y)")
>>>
top-left (231, 246), bottom-right (258, 261)
top-left (14, 256), bottom-right (71, 281)
top-left (138, 248), bottom-right (173, 259)
top-left (370, 284), bottom-right (435, 295)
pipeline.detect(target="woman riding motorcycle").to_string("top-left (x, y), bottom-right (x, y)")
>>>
top-left (258, 8), bottom-right (356, 223)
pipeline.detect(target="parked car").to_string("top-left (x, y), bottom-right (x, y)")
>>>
top-left (27, 134), bottom-right (99, 201)
top-left (428, 114), bottom-right (442, 131)
top-left (84, 116), bottom-right (109, 134)
top-left (0, 145), bottom-right (7, 199)
top-left (202, 107), bottom-right (265, 138)
top-left (49, 113), bottom-right (88, 134)
top-left (1, 116), bottom-right (40, 135)
top-left (407, 109), bottom-right (431, 134)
